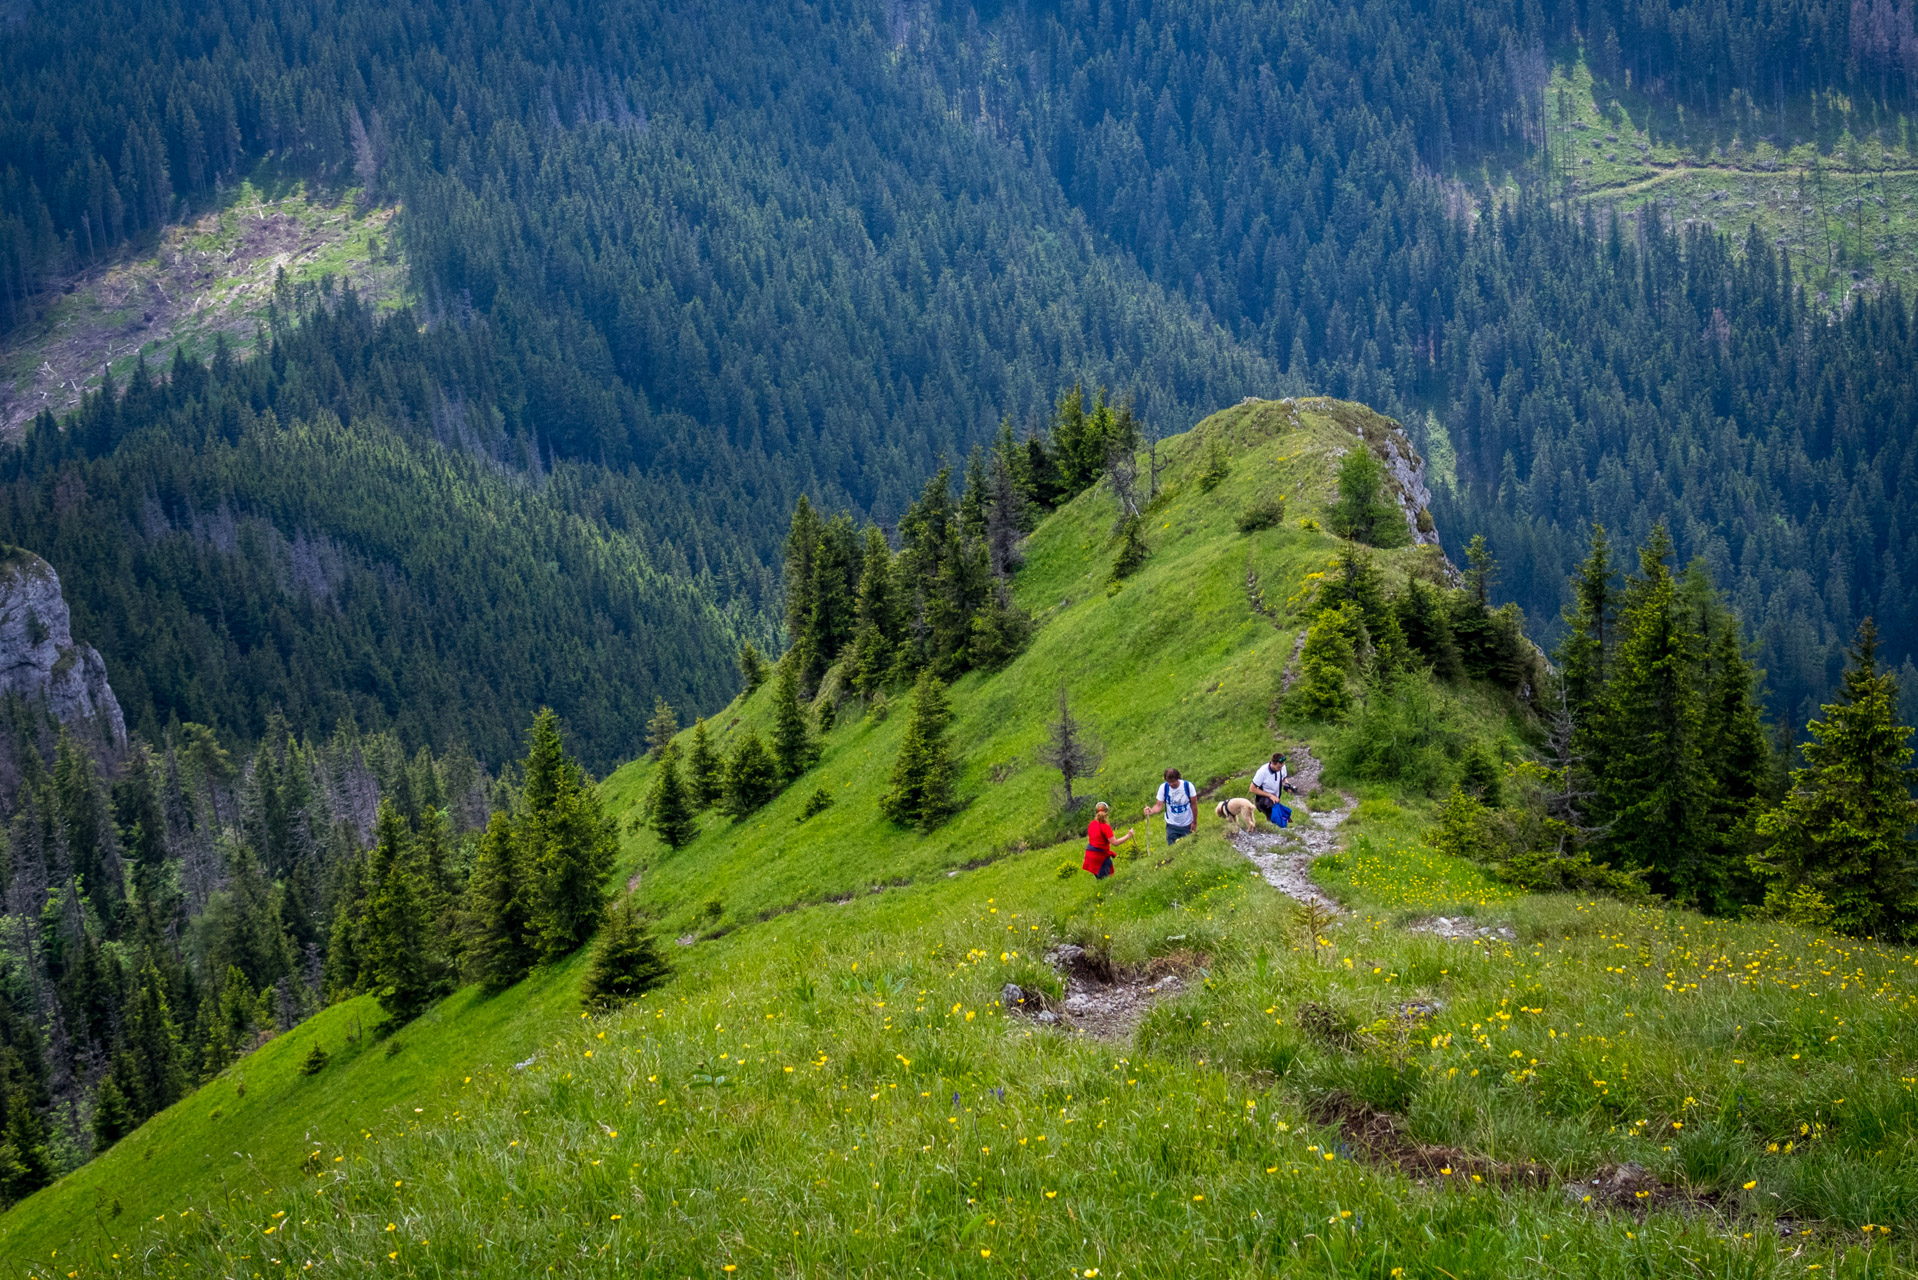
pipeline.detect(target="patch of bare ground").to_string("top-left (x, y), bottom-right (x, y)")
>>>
top-left (1406, 915), bottom-right (1516, 942)
top-left (1310, 1090), bottom-right (1553, 1189)
top-left (1003, 944), bottom-right (1201, 1039)
top-left (1, 193), bottom-right (400, 434)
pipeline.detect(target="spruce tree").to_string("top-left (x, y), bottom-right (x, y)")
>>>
top-left (1038, 685), bottom-right (1102, 808)
top-left (645, 697), bottom-right (678, 761)
top-left (849, 526), bottom-right (899, 695)
top-left (738, 641), bottom-right (770, 693)
top-left (1328, 447), bottom-right (1408, 547)
top-left (1559, 525), bottom-right (1615, 728)
top-left (580, 894), bottom-right (672, 1013)
top-left (1757, 619), bottom-right (1918, 939)
top-left (881, 672), bottom-right (958, 831)
top-left (465, 812), bottom-right (533, 990)
top-left (648, 743), bottom-right (699, 849)
top-left (122, 958), bottom-right (186, 1114)
top-left (521, 708), bottom-right (572, 816)
top-left (984, 444), bottom-right (1027, 576)
top-left (1595, 528), bottom-right (1715, 907)
top-left (1292, 606), bottom-right (1359, 721)
top-left (90, 1074), bottom-right (133, 1150)
top-left (805, 514), bottom-right (863, 685)
top-left (784, 495), bottom-right (823, 663)
top-left (360, 801), bottom-right (446, 1024)
top-left (528, 768), bottom-right (617, 962)
top-left (723, 730), bottom-right (779, 819)
top-left (686, 719), bottom-right (723, 810)
top-left (771, 663), bottom-right (814, 782)
top-left (969, 581), bottom-right (1033, 671)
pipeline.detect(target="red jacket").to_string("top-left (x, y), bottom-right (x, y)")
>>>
top-left (1082, 819), bottom-right (1114, 872)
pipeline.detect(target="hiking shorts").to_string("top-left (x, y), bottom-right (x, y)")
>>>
top-left (1165, 823), bottom-right (1194, 845)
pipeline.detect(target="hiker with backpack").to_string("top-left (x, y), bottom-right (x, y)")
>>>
top-left (1250, 752), bottom-right (1293, 828)
top-left (1081, 802), bottom-right (1134, 879)
top-left (1144, 767), bottom-right (1199, 845)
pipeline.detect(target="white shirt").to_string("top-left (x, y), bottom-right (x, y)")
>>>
top-left (1157, 780), bottom-right (1197, 829)
top-left (1252, 762), bottom-right (1287, 795)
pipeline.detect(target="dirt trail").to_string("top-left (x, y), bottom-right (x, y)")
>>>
top-left (1226, 747), bottom-right (1351, 912)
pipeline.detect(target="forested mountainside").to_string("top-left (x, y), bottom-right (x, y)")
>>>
top-left (1, 293), bottom-right (749, 769)
top-left (7, 0), bottom-right (1918, 739)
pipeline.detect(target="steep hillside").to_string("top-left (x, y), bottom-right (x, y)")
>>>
top-left (5, 400), bottom-right (1915, 1279)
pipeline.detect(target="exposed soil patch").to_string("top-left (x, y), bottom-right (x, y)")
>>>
top-left (1310, 1090), bottom-right (1553, 1189)
top-left (1406, 915), bottom-right (1517, 942)
top-left (1004, 944), bottom-right (1198, 1039)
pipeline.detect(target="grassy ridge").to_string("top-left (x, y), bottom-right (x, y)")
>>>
top-left (6, 399), bottom-right (1917, 1278)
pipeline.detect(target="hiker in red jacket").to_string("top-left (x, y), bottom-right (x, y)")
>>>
top-left (1082, 802), bottom-right (1134, 879)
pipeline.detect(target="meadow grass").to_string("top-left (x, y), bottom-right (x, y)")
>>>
top-left (6, 399), bottom-right (1916, 1278)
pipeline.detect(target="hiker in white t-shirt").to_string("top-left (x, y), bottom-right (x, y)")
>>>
top-left (1249, 752), bottom-right (1292, 828)
top-left (1143, 767), bottom-right (1199, 845)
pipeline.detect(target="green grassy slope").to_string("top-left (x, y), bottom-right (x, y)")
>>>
top-left (6, 399), bottom-right (1917, 1279)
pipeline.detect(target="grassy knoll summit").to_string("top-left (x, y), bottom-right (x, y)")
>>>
top-left (6, 399), bottom-right (1917, 1278)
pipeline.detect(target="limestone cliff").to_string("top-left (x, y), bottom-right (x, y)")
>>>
top-left (0, 546), bottom-right (126, 747)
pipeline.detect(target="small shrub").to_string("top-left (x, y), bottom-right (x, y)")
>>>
top-left (1110, 516), bottom-right (1149, 582)
top-left (1295, 999), bottom-right (1357, 1048)
top-left (800, 785), bottom-right (834, 820)
top-left (299, 1044), bottom-right (330, 1076)
top-left (1198, 438), bottom-right (1231, 492)
top-left (384, 1039), bottom-right (404, 1059)
top-left (1761, 882), bottom-right (1835, 929)
top-left (1236, 496), bottom-right (1286, 532)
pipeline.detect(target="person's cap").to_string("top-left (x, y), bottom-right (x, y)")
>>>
top-left (1094, 800), bottom-right (1109, 811)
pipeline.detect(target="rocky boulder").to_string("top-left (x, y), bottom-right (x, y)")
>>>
top-left (0, 546), bottom-right (126, 747)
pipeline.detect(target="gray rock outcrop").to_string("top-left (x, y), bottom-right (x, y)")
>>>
top-left (0, 546), bottom-right (126, 747)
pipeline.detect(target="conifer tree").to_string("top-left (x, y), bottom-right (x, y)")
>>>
top-left (580, 894), bottom-right (671, 1013)
top-left (804, 514), bottom-right (862, 685)
top-left (881, 672), bottom-right (958, 831)
top-left (360, 801), bottom-right (446, 1024)
top-left (784, 495), bottom-right (823, 661)
top-left (1292, 606), bottom-right (1359, 721)
top-left (90, 1073), bottom-right (133, 1150)
top-left (849, 526), bottom-right (899, 695)
top-left (738, 641), bottom-right (770, 694)
top-left (984, 444), bottom-right (1027, 576)
top-left (1757, 619), bottom-right (1918, 939)
top-left (521, 708), bottom-right (572, 816)
top-left (0, 1090), bottom-right (55, 1203)
top-left (685, 719), bottom-right (723, 810)
top-left (1328, 447), bottom-right (1409, 547)
top-left (1110, 516), bottom-right (1148, 582)
top-left (645, 697), bottom-right (678, 761)
top-left (969, 581), bottom-right (1033, 671)
top-left (960, 444), bottom-right (991, 540)
top-left (647, 743), bottom-right (698, 849)
top-left (465, 812), bottom-right (532, 990)
top-left (528, 768), bottom-right (617, 962)
top-left (1559, 525), bottom-right (1615, 728)
top-left (1393, 578), bottom-right (1464, 680)
top-left (1038, 685), bottom-right (1101, 808)
top-left (122, 958), bottom-right (186, 1114)
top-left (771, 663), bottom-right (814, 782)
top-left (1595, 528), bottom-right (1715, 906)
top-left (724, 730), bottom-right (778, 819)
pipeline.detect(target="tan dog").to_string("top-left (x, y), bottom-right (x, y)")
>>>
top-left (1215, 797), bottom-right (1259, 832)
